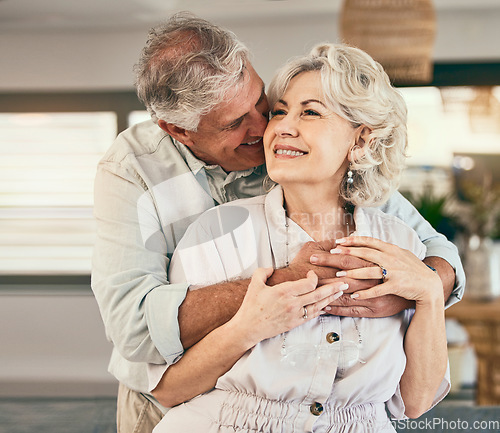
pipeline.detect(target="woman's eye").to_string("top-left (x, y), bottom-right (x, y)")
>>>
top-left (270, 109), bottom-right (286, 118)
top-left (304, 109), bottom-right (320, 116)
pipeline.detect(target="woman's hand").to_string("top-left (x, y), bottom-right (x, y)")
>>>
top-left (231, 268), bottom-right (345, 348)
top-left (330, 236), bottom-right (444, 306)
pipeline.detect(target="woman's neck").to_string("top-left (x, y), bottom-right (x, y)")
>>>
top-left (283, 184), bottom-right (352, 242)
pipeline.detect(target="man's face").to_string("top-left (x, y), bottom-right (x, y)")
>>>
top-left (182, 64), bottom-right (269, 172)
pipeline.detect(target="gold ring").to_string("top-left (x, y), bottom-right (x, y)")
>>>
top-left (302, 306), bottom-right (308, 319)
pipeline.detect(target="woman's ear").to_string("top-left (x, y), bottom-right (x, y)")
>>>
top-left (158, 120), bottom-right (194, 147)
top-left (349, 125), bottom-right (372, 162)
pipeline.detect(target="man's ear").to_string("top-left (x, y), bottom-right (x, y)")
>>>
top-left (158, 120), bottom-right (194, 147)
top-left (349, 125), bottom-right (372, 162)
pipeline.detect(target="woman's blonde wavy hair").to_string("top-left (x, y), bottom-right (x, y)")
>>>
top-left (267, 43), bottom-right (408, 207)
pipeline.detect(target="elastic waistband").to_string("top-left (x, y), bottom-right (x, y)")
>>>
top-left (210, 389), bottom-right (390, 432)
top-left (215, 389), bottom-right (296, 431)
top-left (324, 401), bottom-right (388, 425)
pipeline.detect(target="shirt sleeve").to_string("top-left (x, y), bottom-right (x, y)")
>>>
top-left (91, 160), bottom-right (188, 365)
top-left (379, 191), bottom-right (465, 307)
top-left (147, 363), bottom-right (170, 393)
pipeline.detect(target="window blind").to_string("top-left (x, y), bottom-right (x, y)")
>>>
top-left (0, 112), bottom-right (117, 275)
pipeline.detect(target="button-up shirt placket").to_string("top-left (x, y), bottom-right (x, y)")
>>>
top-left (297, 315), bottom-right (341, 432)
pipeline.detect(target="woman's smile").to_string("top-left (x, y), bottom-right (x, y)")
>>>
top-left (273, 144), bottom-right (308, 158)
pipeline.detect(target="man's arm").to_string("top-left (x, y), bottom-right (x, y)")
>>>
top-left (423, 256), bottom-right (455, 302)
top-left (178, 279), bottom-right (248, 349)
top-left (178, 239), bottom-right (370, 349)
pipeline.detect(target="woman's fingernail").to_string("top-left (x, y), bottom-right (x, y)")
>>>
top-left (351, 293), bottom-right (360, 299)
top-left (336, 271), bottom-right (347, 277)
top-left (330, 248), bottom-right (341, 254)
top-left (339, 283), bottom-right (349, 291)
top-left (333, 291), bottom-right (344, 300)
top-left (336, 238), bottom-right (347, 244)
top-left (310, 255), bottom-right (318, 264)
top-left (324, 306), bottom-right (332, 311)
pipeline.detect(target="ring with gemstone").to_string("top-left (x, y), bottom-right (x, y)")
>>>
top-left (302, 306), bottom-right (308, 319)
top-left (378, 265), bottom-right (388, 281)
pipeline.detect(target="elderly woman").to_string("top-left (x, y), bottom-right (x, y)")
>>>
top-left (147, 43), bottom-right (450, 433)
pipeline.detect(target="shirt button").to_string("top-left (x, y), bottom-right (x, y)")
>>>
top-left (326, 332), bottom-right (340, 344)
top-left (310, 402), bottom-right (323, 416)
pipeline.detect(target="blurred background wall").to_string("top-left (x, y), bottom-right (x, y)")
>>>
top-left (1, 2), bottom-right (500, 92)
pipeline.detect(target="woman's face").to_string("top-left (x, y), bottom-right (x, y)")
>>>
top-left (264, 71), bottom-right (358, 190)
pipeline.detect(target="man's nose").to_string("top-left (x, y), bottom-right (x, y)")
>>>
top-left (248, 107), bottom-right (269, 136)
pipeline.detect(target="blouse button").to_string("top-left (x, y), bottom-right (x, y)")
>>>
top-left (326, 332), bottom-right (340, 344)
top-left (310, 402), bottom-right (323, 416)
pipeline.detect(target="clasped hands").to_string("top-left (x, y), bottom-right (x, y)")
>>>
top-left (267, 236), bottom-right (442, 319)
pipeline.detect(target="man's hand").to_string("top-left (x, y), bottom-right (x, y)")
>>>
top-left (325, 290), bottom-right (414, 317)
top-left (267, 239), bottom-right (372, 285)
top-left (267, 238), bottom-right (413, 317)
top-left (315, 274), bottom-right (414, 317)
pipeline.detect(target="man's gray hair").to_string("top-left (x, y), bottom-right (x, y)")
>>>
top-left (134, 12), bottom-right (250, 131)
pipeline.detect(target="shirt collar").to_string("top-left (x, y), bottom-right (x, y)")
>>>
top-left (171, 137), bottom-right (206, 175)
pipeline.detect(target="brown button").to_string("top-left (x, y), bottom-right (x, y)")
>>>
top-left (326, 332), bottom-right (340, 344)
top-left (310, 402), bottom-right (323, 416)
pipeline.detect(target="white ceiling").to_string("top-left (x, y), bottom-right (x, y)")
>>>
top-left (1, 0), bottom-right (500, 34)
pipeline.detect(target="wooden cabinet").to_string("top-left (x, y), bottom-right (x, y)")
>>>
top-left (446, 297), bottom-right (500, 405)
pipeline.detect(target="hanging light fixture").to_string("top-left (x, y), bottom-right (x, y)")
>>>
top-left (340, 0), bottom-right (436, 85)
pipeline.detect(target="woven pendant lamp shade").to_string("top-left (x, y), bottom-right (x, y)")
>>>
top-left (340, 0), bottom-right (436, 85)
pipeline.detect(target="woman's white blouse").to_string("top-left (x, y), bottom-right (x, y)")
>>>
top-left (148, 186), bottom-right (450, 433)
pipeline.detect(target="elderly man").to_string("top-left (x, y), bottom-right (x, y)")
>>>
top-left (91, 12), bottom-right (464, 433)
